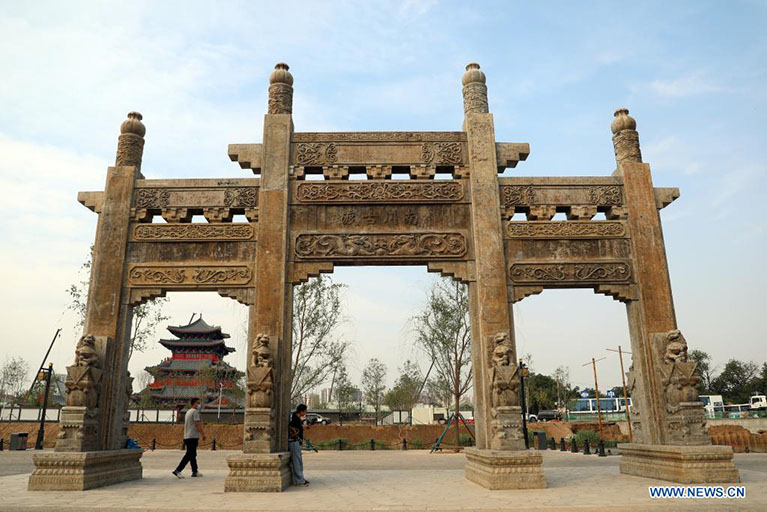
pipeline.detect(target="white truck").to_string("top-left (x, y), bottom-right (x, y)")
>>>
top-left (699, 395), bottom-right (724, 417)
top-left (749, 394), bottom-right (767, 410)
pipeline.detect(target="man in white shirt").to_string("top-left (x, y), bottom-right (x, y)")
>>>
top-left (172, 397), bottom-right (206, 478)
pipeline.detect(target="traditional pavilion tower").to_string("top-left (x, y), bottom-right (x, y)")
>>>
top-left (143, 315), bottom-right (241, 410)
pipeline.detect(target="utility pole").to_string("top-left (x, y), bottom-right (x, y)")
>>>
top-left (607, 346), bottom-right (633, 443)
top-left (217, 381), bottom-right (223, 421)
top-left (34, 363), bottom-right (53, 450)
top-left (582, 357), bottom-right (606, 440)
top-left (519, 360), bottom-right (530, 449)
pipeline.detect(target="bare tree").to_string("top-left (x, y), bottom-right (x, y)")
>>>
top-left (1, 357), bottom-right (30, 409)
top-left (413, 277), bottom-right (472, 447)
top-left (361, 358), bottom-right (387, 425)
top-left (291, 275), bottom-right (348, 402)
top-left (67, 246), bottom-right (169, 361)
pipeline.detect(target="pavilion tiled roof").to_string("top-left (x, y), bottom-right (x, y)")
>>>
top-left (167, 316), bottom-right (230, 340)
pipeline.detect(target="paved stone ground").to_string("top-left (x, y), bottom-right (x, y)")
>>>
top-left (1, 449), bottom-right (765, 511)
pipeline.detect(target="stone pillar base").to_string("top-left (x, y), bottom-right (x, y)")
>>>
top-left (225, 452), bottom-right (291, 492)
top-left (28, 449), bottom-right (142, 491)
top-left (619, 443), bottom-right (740, 484)
top-left (464, 448), bottom-right (545, 489)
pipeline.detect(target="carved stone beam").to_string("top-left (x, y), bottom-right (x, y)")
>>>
top-left (78, 191), bottom-right (105, 213)
top-left (204, 207), bottom-right (233, 223)
top-left (427, 261), bottom-right (476, 283)
top-left (655, 187), bottom-right (680, 210)
top-left (323, 165), bottom-right (349, 180)
top-left (595, 284), bottom-right (639, 303)
top-left (567, 206), bottom-right (597, 220)
top-left (495, 143), bottom-right (530, 171)
top-left (161, 208), bottom-right (192, 223)
top-left (366, 165), bottom-right (392, 180)
top-left (527, 206), bottom-right (556, 220)
top-left (218, 287), bottom-right (255, 306)
top-left (410, 165), bottom-right (436, 179)
top-left (510, 286), bottom-right (544, 303)
top-left (229, 143), bottom-right (263, 174)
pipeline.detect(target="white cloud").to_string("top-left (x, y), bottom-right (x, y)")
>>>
top-left (645, 72), bottom-right (727, 99)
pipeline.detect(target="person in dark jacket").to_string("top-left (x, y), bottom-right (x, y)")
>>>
top-left (289, 404), bottom-right (309, 486)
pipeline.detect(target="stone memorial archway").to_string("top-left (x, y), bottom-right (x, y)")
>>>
top-left (28, 63), bottom-right (739, 492)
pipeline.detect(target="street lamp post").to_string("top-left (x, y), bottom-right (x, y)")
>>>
top-left (519, 360), bottom-right (530, 449)
top-left (34, 363), bottom-right (53, 450)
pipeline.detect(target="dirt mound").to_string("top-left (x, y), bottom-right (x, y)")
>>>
top-left (708, 424), bottom-right (750, 435)
top-left (571, 422), bottom-right (627, 441)
top-left (528, 421), bottom-right (574, 441)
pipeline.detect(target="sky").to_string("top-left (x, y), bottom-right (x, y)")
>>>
top-left (0, 1), bottom-right (765, 397)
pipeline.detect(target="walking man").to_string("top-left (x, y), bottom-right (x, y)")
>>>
top-left (289, 404), bottom-right (309, 486)
top-left (173, 397), bottom-right (206, 478)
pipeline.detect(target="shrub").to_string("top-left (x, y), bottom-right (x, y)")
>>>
top-left (575, 429), bottom-right (600, 446)
top-left (373, 439), bottom-right (391, 450)
top-left (409, 438), bottom-right (424, 449)
top-left (460, 435), bottom-right (475, 447)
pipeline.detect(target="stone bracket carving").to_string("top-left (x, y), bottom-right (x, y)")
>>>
top-left (228, 143), bottom-right (263, 173)
top-left (218, 287), bottom-right (255, 306)
top-left (290, 262), bottom-right (335, 285)
top-left (128, 288), bottom-right (167, 307)
top-left (510, 286), bottom-right (544, 303)
top-left (655, 187), bottom-right (680, 210)
top-left (77, 191), bottom-right (105, 214)
top-left (427, 261), bottom-right (475, 283)
top-left (495, 142), bottom-right (530, 170)
top-left (595, 284), bottom-right (639, 303)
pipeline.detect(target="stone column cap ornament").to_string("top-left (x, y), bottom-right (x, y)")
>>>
top-left (120, 112), bottom-right (146, 137)
top-left (462, 62), bottom-right (489, 115)
top-left (462, 62), bottom-right (486, 86)
top-left (269, 63), bottom-right (294, 86)
top-left (611, 108), bottom-right (636, 134)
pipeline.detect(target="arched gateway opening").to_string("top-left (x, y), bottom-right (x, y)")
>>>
top-left (28, 63), bottom-right (740, 492)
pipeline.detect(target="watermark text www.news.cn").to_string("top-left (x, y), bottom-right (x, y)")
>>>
top-left (649, 486), bottom-right (746, 499)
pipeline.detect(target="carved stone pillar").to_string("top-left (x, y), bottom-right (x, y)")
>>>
top-left (226, 63), bottom-right (293, 492)
top-left (30, 114), bottom-right (145, 491)
top-left (462, 63), bottom-right (544, 489)
top-left (613, 110), bottom-right (739, 483)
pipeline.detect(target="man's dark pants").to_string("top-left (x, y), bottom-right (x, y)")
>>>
top-left (175, 438), bottom-right (199, 474)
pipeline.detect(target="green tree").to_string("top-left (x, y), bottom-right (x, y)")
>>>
top-left (333, 364), bottom-right (356, 423)
top-left (291, 275), bottom-right (348, 402)
top-left (361, 358), bottom-right (387, 425)
top-left (689, 349), bottom-right (715, 394)
top-left (711, 359), bottom-right (760, 404)
top-left (384, 361), bottom-right (422, 415)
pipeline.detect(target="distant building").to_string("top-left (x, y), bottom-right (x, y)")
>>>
top-left (307, 393), bottom-right (321, 409)
top-left (320, 388), bottom-right (332, 404)
top-left (141, 315), bottom-right (242, 410)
